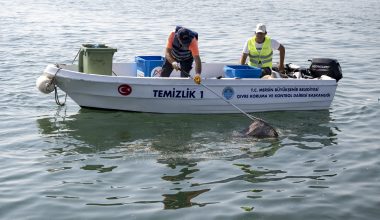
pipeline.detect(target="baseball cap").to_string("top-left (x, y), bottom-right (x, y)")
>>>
top-left (255, 23), bottom-right (266, 33)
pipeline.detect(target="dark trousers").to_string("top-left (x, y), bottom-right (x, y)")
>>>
top-left (261, 67), bottom-right (272, 77)
top-left (161, 58), bottom-right (194, 77)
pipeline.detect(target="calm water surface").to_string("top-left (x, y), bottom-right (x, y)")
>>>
top-left (1, 0), bottom-right (380, 219)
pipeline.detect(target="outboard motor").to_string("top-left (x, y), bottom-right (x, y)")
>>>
top-left (309, 58), bottom-right (342, 82)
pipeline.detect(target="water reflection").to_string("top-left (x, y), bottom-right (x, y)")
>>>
top-left (36, 108), bottom-right (250, 153)
top-left (231, 163), bottom-right (336, 184)
top-left (36, 108), bottom-right (339, 159)
top-left (161, 162), bottom-right (199, 182)
top-left (162, 189), bottom-right (211, 209)
top-left (36, 108), bottom-right (340, 210)
top-left (267, 110), bottom-right (339, 149)
top-left (157, 157), bottom-right (214, 209)
top-left (130, 188), bottom-right (213, 209)
top-left (80, 164), bottom-right (118, 173)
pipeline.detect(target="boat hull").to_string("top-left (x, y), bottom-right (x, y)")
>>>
top-left (42, 64), bottom-right (337, 114)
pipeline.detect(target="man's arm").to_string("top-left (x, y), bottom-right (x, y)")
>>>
top-left (194, 55), bottom-right (202, 75)
top-left (189, 39), bottom-right (201, 74)
top-left (165, 47), bottom-right (182, 71)
top-left (165, 48), bottom-right (176, 64)
top-left (278, 44), bottom-right (285, 73)
top-left (164, 32), bottom-right (179, 68)
top-left (240, 53), bottom-right (248, 65)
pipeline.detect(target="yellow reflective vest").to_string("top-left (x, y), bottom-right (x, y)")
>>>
top-left (247, 36), bottom-right (273, 68)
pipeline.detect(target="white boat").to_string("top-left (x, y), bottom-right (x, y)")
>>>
top-left (37, 62), bottom-right (339, 114)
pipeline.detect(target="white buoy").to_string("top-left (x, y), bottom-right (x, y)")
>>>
top-left (36, 74), bottom-right (55, 94)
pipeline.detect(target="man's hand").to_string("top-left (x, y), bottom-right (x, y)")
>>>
top-left (193, 73), bottom-right (201, 84)
top-left (172, 61), bottom-right (181, 71)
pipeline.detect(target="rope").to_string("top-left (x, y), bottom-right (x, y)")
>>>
top-left (54, 86), bottom-right (67, 106)
top-left (183, 70), bottom-right (266, 122)
top-left (197, 80), bottom-right (260, 121)
top-left (52, 48), bottom-right (81, 106)
top-left (52, 64), bottom-right (67, 106)
top-left (72, 48), bottom-right (81, 64)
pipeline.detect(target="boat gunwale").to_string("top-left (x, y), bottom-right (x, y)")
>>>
top-left (44, 64), bottom-right (338, 87)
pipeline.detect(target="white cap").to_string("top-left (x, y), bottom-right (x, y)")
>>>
top-left (255, 23), bottom-right (266, 33)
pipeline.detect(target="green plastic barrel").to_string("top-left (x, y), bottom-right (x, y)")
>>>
top-left (78, 44), bottom-right (117, 75)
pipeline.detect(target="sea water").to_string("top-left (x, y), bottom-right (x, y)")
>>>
top-left (1, 0), bottom-right (380, 219)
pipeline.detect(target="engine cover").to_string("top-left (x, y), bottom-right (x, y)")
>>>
top-left (309, 58), bottom-right (342, 82)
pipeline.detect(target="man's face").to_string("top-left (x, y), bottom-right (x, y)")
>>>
top-left (255, 32), bottom-right (266, 43)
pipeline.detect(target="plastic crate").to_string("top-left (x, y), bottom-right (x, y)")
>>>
top-left (224, 65), bottom-right (262, 78)
top-left (135, 56), bottom-right (164, 77)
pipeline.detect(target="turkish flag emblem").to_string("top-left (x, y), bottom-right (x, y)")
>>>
top-left (118, 84), bottom-right (132, 96)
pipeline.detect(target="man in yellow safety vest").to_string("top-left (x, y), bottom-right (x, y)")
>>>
top-left (240, 23), bottom-right (286, 77)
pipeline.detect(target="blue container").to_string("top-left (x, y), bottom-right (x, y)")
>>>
top-left (224, 65), bottom-right (262, 78)
top-left (135, 56), bottom-right (164, 77)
